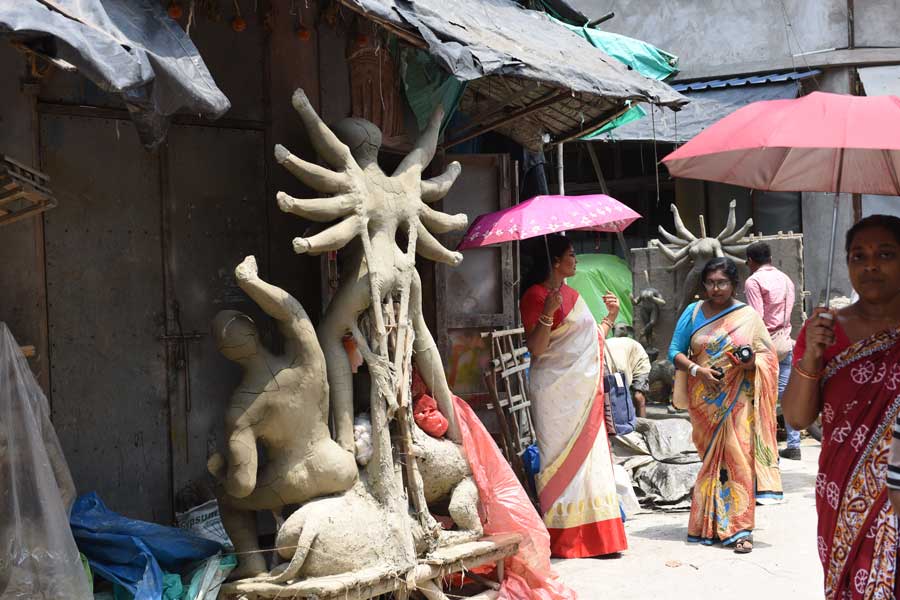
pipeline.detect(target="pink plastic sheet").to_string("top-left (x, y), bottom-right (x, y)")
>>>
top-left (453, 397), bottom-right (577, 600)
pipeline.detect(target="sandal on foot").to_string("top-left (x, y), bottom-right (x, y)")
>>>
top-left (733, 536), bottom-right (753, 554)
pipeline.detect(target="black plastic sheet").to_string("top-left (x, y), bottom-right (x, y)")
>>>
top-left (0, 1), bottom-right (230, 148)
top-left (346, 0), bottom-right (686, 105)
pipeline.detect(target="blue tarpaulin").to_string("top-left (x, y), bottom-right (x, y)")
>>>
top-left (70, 493), bottom-right (222, 600)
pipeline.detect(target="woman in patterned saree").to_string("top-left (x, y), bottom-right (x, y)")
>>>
top-left (669, 257), bottom-right (782, 554)
top-left (520, 234), bottom-right (627, 558)
top-left (784, 214), bottom-right (900, 599)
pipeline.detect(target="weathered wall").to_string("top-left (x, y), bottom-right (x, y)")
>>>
top-left (0, 2), bottom-right (335, 520)
top-left (0, 47), bottom-right (48, 391)
top-left (631, 233), bottom-right (806, 357)
top-left (600, 0), bottom-right (848, 79)
top-left (854, 0), bottom-right (900, 47)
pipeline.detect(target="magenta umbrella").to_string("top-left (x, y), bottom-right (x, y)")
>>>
top-left (457, 194), bottom-right (641, 250)
top-left (662, 91), bottom-right (900, 303)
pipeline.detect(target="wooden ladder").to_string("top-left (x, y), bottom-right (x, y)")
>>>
top-left (481, 327), bottom-right (538, 504)
top-left (0, 155), bottom-right (56, 227)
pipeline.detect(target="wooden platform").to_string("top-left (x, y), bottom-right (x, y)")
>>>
top-left (220, 533), bottom-right (521, 600)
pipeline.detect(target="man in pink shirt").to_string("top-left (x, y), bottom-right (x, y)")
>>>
top-left (745, 241), bottom-right (800, 459)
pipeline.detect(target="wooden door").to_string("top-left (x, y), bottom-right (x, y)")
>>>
top-left (435, 154), bottom-right (516, 398)
top-left (163, 125), bottom-right (268, 508)
top-left (41, 113), bottom-right (171, 522)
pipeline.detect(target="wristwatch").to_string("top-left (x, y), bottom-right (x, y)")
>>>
top-left (689, 364), bottom-right (699, 377)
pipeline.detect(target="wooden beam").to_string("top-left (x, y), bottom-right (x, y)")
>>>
top-left (219, 534), bottom-right (521, 599)
top-left (459, 84), bottom-right (543, 132)
top-left (442, 91), bottom-right (571, 149)
top-left (36, 102), bottom-right (267, 131)
top-left (585, 143), bottom-right (631, 260)
top-left (337, 0), bottom-right (428, 49)
top-left (548, 104), bottom-right (630, 146)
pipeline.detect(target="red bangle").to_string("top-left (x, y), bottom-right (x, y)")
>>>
top-left (794, 363), bottom-right (822, 380)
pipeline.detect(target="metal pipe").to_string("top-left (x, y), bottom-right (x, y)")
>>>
top-left (557, 142), bottom-right (565, 195)
top-left (823, 147), bottom-right (846, 308)
top-left (588, 12), bottom-right (615, 28)
top-left (823, 194), bottom-right (840, 308)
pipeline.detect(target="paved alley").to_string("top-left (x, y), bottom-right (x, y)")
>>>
top-left (555, 441), bottom-right (823, 599)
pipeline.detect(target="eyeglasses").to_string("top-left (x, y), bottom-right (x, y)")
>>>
top-left (702, 280), bottom-right (732, 291)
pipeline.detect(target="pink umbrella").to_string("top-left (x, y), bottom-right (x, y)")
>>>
top-left (457, 194), bottom-right (641, 250)
top-left (662, 91), bottom-right (900, 194)
top-left (662, 91), bottom-right (900, 303)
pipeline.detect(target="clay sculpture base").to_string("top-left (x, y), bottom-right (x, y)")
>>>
top-left (219, 534), bottom-right (521, 600)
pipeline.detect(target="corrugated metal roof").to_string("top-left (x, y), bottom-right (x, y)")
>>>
top-left (673, 70), bottom-right (820, 92)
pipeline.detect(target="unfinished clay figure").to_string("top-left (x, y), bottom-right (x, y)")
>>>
top-left (264, 483), bottom-right (428, 583)
top-left (651, 200), bottom-right (751, 312)
top-left (274, 89), bottom-right (468, 455)
top-left (261, 418), bottom-right (482, 585)
top-left (412, 421), bottom-right (482, 543)
top-left (209, 255), bottom-right (357, 578)
top-left (631, 287), bottom-right (666, 347)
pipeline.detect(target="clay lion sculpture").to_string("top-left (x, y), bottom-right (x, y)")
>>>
top-left (263, 421), bottom-right (482, 584)
top-left (265, 483), bottom-right (428, 583)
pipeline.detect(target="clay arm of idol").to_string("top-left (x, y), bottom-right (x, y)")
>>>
top-left (421, 161), bottom-right (461, 203)
top-left (234, 255), bottom-right (316, 362)
top-left (274, 144), bottom-right (349, 194)
top-left (419, 204), bottom-right (467, 234)
top-left (721, 219), bottom-right (754, 246)
top-left (416, 222), bottom-right (463, 266)
top-left (395, 105), bottom-right (444, 177)
top-left (290, 88), bottom-right (354, 170)
top-left (717, 199), bottom-right (738, 239)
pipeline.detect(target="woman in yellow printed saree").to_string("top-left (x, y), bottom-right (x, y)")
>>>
top-left (521, 234), bottom-right (627, 557)
top-left (669, 257), bottom-right (783, 553)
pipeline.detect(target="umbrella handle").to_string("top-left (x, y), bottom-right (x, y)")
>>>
top-left (822, 194), bottom-right (840, 309)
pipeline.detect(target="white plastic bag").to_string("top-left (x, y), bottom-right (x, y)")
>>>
top-left (0, 322), bottom-right (91, 599)
top-left (175, 499), bottom-right (233, 549)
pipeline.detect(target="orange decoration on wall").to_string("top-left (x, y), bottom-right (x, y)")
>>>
top-left (167, 2), bottom-right (183, 19)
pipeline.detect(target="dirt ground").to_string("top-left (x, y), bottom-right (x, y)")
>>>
top-left (554, 440), bottom-right (823, 600)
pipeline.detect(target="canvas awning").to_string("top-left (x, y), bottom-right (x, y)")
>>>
top-left (597, 71), bottom-right (819, 143)
top-left (0, 0), bottom-right (230, 148)
top-left (338, 0), bottom-right (687, 151)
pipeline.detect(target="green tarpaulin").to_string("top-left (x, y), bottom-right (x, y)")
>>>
top-left (548, 16), bottom-right (678, 139)
top-left (566, 253), bottom-right (633, 328)
top-left (398, 46), bottom-right (466, 134)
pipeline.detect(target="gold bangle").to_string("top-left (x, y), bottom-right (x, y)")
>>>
top-left (794, 363), bottom-right (822, 380)
top-left (600, 318), bottom-right (614, 328)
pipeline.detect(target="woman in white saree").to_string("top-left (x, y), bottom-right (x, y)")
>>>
top-left (520, 235), bottom-right (627, 558)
